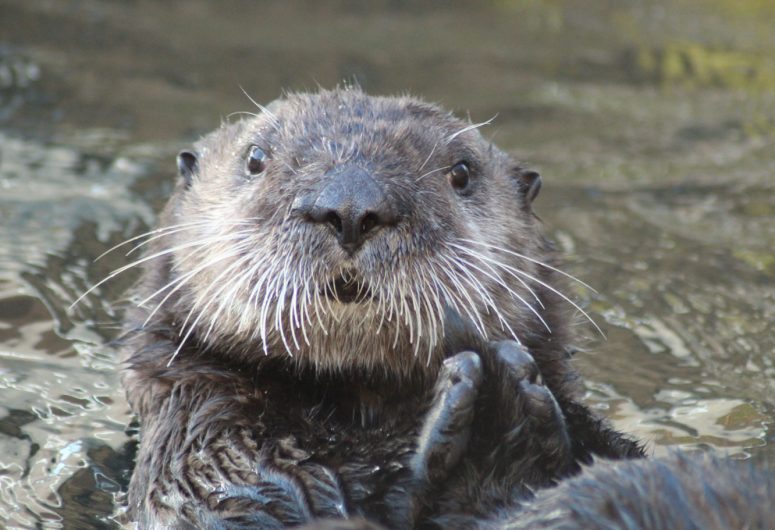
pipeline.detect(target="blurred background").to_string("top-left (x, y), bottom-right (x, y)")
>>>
top-left (1, 0), bottom-right (774, 527)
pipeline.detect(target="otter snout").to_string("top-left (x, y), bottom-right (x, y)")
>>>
top-left (293, 165), bottom-right (400, 254)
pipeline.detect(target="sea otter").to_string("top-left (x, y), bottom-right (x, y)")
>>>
top-left (112, 88), bottom-right (642, 528)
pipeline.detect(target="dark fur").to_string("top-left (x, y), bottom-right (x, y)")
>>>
top-left (120, 89), bottom-right (642, 529)
top-left (302, 452), bottom-right (775, 530)
top-left (508, 451), bottom-right (775, 530)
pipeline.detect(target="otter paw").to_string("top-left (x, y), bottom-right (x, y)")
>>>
top-left (484, 340), bottom-right (541, 423)
top-left (412, 350), bottom-right (483, 484)
top-left (491, 339), bottom-right (540, 384)
top-left (513, 381), bottom-right (571, 460)
top-left (487, 340), bottom-right (573, 478)
top-left (380, 352), bottom-right (483, 528)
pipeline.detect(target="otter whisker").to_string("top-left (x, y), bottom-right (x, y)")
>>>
top-left (428, 270), bottom-right (466, 336)
top-left (95, 220), bottom-right (213, 261)
top-left (70, 233), bottom-right (248, 310)
top-left (311, 278), bottom-right (327, 336)
top-left (390, 276), bottom-right (402, 349)
top-left (177, 246), bottom-right (255, 338)
top-left (237, 250), bottom-right (266, 339)
top-left (415, 164), bottom-right (451, 183)
top-left (259, 259), bottom-right (281, 356)
top-left (202, 261), bottom-right (250, 345)
top-left (281, 160), bottom-right (299, 176)
top-left (373, 273), bottom-right (388, 335)
top-left (141, 246), bottom-right (243, 327)
top-left (384, 275), bottom-right (397, 326)
top-left (454, 253), bottom-right (551, 334)
top-left (450, 255), bottom-right (508, 334)
top-left (138, 229), bottom-right (256, 309)
top-left (288, 275), bottom-right (302, 349)
top-left (444, 115), bottom-right (496, 144)
top-left (437, 255), bottom-right (490, 338)
top-left (126, 224), bottom-right (212, 257)
top-left (398, 268), bottom-right (415, 350)
top-left (449, 254), bottom-right (520, 341)
top-left (355, 279), bottom-right (374, 330)
top-left (226, 110), bottom-right (259, 120)
top-left (292, 256), bottom-right (314, 348)
top-left (274, 254), bottom-right (297, 355)
top-left (453, 245), bottom-right (550, 321)
top-left (272, 261), bottom-right (291, 354)
top-left (169, 250), bottom-right (257, 366)
top-left (416, 139), bottom-right (439, 173)
top-left (322, 275), bottom-right (337, 322)
top-left (419, 264), bottom-right (442, 360)
top-left (298, 278), bottom-right (312, 346)
top-left (444, 258), bottom-right (487, 336)
top-left (408, 271), bottom-right (423, 358)
top-left (476, 250), bottom-right (605, 338)
top-left (126, 219), bottom-right (261, 257)
top-left (301, 274), bottom-right (315, 346)
top-left (415, 264), bottom-right (443, 365)
top-left (202, 250), bottom-right (261, 345)
top-left (460, 238), bottom-right (598, 293)
top-left (449, 243), bottom-right (545, 309)
top-left (244, 257), bottom-right (267, 341)
top-left (239, 85), bottom-right (280, 127)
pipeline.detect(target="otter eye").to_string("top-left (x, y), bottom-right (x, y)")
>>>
top-left (246, 145), bottom-right (267, 175)
top-left (448, 161), bottom-right (470, 191)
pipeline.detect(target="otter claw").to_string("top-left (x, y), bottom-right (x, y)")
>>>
top-left (491, 340), bottom-right (539, 385)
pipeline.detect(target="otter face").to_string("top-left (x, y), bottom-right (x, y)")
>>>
top-left (152, 89), bottom-right (557, 375)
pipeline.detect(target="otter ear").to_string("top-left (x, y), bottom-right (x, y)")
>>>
top-left (514, 168), bottom-right (541, 205)
top-left (177, 150), bottom-right (199, 188)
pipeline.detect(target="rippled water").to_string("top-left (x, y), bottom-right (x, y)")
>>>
top-left (1, 1), bottom-right (774, 527)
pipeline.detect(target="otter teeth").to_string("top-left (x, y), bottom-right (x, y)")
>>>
top-left (326, 272), bottom-right (370, 303)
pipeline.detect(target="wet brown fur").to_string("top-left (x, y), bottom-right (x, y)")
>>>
top-left (120, 88), bottom-right (642, 529)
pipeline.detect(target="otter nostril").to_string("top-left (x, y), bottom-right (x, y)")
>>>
top-left (360, 212), bottom-right (378, 235)
top-left (326, 211), bottom-right (343, 234)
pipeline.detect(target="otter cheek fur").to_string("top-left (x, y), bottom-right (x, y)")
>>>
top-left (118, 89), bottom-right (642, 528)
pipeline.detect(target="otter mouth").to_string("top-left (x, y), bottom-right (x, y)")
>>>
top-left (324, 272), bottom-right (372, 304)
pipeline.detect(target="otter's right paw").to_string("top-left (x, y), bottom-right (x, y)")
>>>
top-left (381, 351), bottom-right (482, 528)
top-left (412, 350), bottom-right (483, 484)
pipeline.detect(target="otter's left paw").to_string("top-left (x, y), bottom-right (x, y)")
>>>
top-left (483, 340), bottom-right (573, 483)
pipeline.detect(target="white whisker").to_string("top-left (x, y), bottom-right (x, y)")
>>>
top-left (70, 233), bottom-right (247, 310)
top-left (95, 221), bottom-right (211, 261)
top-left (437, 255), bottom-right (489, 338)
top-left (460, 238), bottom-right (598, 293)
top-left (415, 164), bottom-right (450, 183)
top-left (417, 140), bottom-right (439, 173)
top-left (470, 248), bottom-right (604, 338)
top-left (444, 115), bottom-right (496, 144)
top-left (239, 85), bottom-right (280, 127)
top-left (448, 254), bottom-right (519, 341)
top-left (454, 253), bottom-right (550, 334)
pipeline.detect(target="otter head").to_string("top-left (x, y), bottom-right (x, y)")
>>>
top-left (151, 88), bottom-right (558, 377)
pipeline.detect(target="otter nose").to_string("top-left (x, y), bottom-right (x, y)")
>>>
top-left (295, 166), bottom-right (398, 254)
